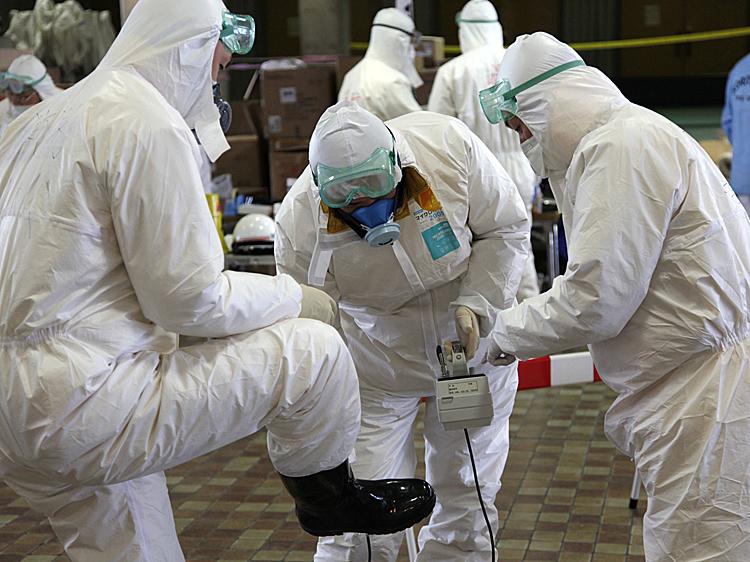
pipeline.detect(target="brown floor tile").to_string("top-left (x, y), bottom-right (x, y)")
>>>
top-left (0, 383), bottom-right (649, 561)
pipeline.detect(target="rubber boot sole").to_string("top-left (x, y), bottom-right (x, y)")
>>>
top-left (298, 492), bottom-right (437, 537)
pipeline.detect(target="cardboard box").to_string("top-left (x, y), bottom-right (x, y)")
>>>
top-left (335, 55), bottom-right (362, 91)
top-left (226, 101), bottom-right (255, 135)
top-left (415, 36), bottom-right (445, 70)
top-left (214, 135), bottom-right (265, 188)
top-left (270, 137), bottom-right (309, 153)
top-left (261, 64), bottom-right (336, 139)
top-left (269, 138), bottom-right (310, 202)
top-left (225, 63), bottom-right (261, 101)
top-left (0, 48), bottom-right (33, 71)
top-left (214, 102), bottom-right (266, 188)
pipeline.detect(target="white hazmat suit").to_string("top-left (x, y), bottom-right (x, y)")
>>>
top-left (488, 32), bottom-right (750, 561)
top-left (429, 0), bottom-right (539, 301)
top-left (276, 102), bottom-right (530, 561)
top-left (0, 54), bottom-right (62, 137)
top-left (0, 1), bottom-right (361, 560)
top-left (338, 8), bottom-right (422, 121)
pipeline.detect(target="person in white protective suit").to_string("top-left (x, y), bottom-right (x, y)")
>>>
top-left (338, 8), bottom-right (423, 121)
top-left (480, 32), bottom-right (750, 561)
top-left (0, 1), bottom-right (436, 560)
top-left (0, 54), bottom-right (62, 137)
top-left (275, 100), bottom-right (531, 561)
top-left (429, 0), bottom-right (539, 301)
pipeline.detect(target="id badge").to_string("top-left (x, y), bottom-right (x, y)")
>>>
top-left (414, 208), bottom-right (460, 260)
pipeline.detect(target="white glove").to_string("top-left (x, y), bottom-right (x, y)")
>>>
top-left (487, 338), bottom-right (517, 366)
top-left (455, 306), bottom-right (480, 360)
top-left (299, 284), bottom-right (338, 326)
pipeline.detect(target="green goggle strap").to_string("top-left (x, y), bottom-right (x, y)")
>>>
top-left (1, 73), bottom-right (45, 88)
top-left (503, 59), bottom-right (585, 101)
top-left (455, 16), bottom-right (499, 24)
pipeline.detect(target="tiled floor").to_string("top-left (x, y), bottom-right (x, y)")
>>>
top-left (0, 382), bottom-right (646, 561)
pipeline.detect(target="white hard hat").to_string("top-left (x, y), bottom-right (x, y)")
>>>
top-left (232, 213), bottom-right (275, 254)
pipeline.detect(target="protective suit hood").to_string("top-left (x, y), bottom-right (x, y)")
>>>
top-left (499, 32), bottom-right (627, 177)
top-left (7, 54), bottom-right (62, 100)
top-left (366, 8), bottom-right (422, 89)
top-left (457, 0), bottom-right (504, 54)
top-left (0, 55), bottom-right (62, 136)
top-left (98, 0), bottom-right (229, 161)
top-left (309, 100), bottom-right (403, 186)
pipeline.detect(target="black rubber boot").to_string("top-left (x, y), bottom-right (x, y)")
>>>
top-left (279, 460), bottom-right (436, 537)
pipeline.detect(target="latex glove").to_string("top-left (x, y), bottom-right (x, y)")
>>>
top-left (299, 284), bottom-right (338, 326)
top-left (487, 338), bottom-right (517, 367)
top-left (455, 306), bottom-right (480, 360)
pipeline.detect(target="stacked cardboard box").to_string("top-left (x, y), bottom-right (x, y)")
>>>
top-left (268, 138), bottom-right (310, 202)
top-left (0, 48), bottom-right (33, 71)
top-left (213, 100), bottom-right (268, 203)
top-left (415, 36), bottom-right (445, 72)
top-left (335, 56), bottom-right (361, 91)
top-left (260, 62), bottom-right (336, 202)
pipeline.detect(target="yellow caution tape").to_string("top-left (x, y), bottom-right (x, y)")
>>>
top-left (351, 26), bottom-right (750, 55)
top-left (569, 26), bottom-right (750, 52)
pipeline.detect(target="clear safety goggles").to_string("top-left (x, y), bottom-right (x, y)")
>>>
top-left (372, 23), bottom-right (422, 46)
top-left (220, 12), bottom-right (256, 55)
top-left (479, 59), bottom-right (586, 124)
top-left (0, 71), bottom-right (44, 95)
top-left (314, 147), bottom-right (398, 209)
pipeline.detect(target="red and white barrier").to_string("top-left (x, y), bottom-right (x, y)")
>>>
top-left (518, 351), bottom-right (600, 391)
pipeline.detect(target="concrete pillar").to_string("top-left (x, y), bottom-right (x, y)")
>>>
top-left (298, 0), bottom-right (350, 55)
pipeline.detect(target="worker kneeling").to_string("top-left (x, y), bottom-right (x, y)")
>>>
top-left (275, 100), bottom-right (530, 561)
top-left (0, 1), bottom-right (434, 561)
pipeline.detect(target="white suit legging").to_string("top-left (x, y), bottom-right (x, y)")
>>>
top-left (315, 360), bottom-right (516, 562)
top-left (0, 321), bottom-right (361, 562)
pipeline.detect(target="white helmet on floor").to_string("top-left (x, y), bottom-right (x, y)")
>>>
top-left (232, 213), bottom-right (275, 254)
